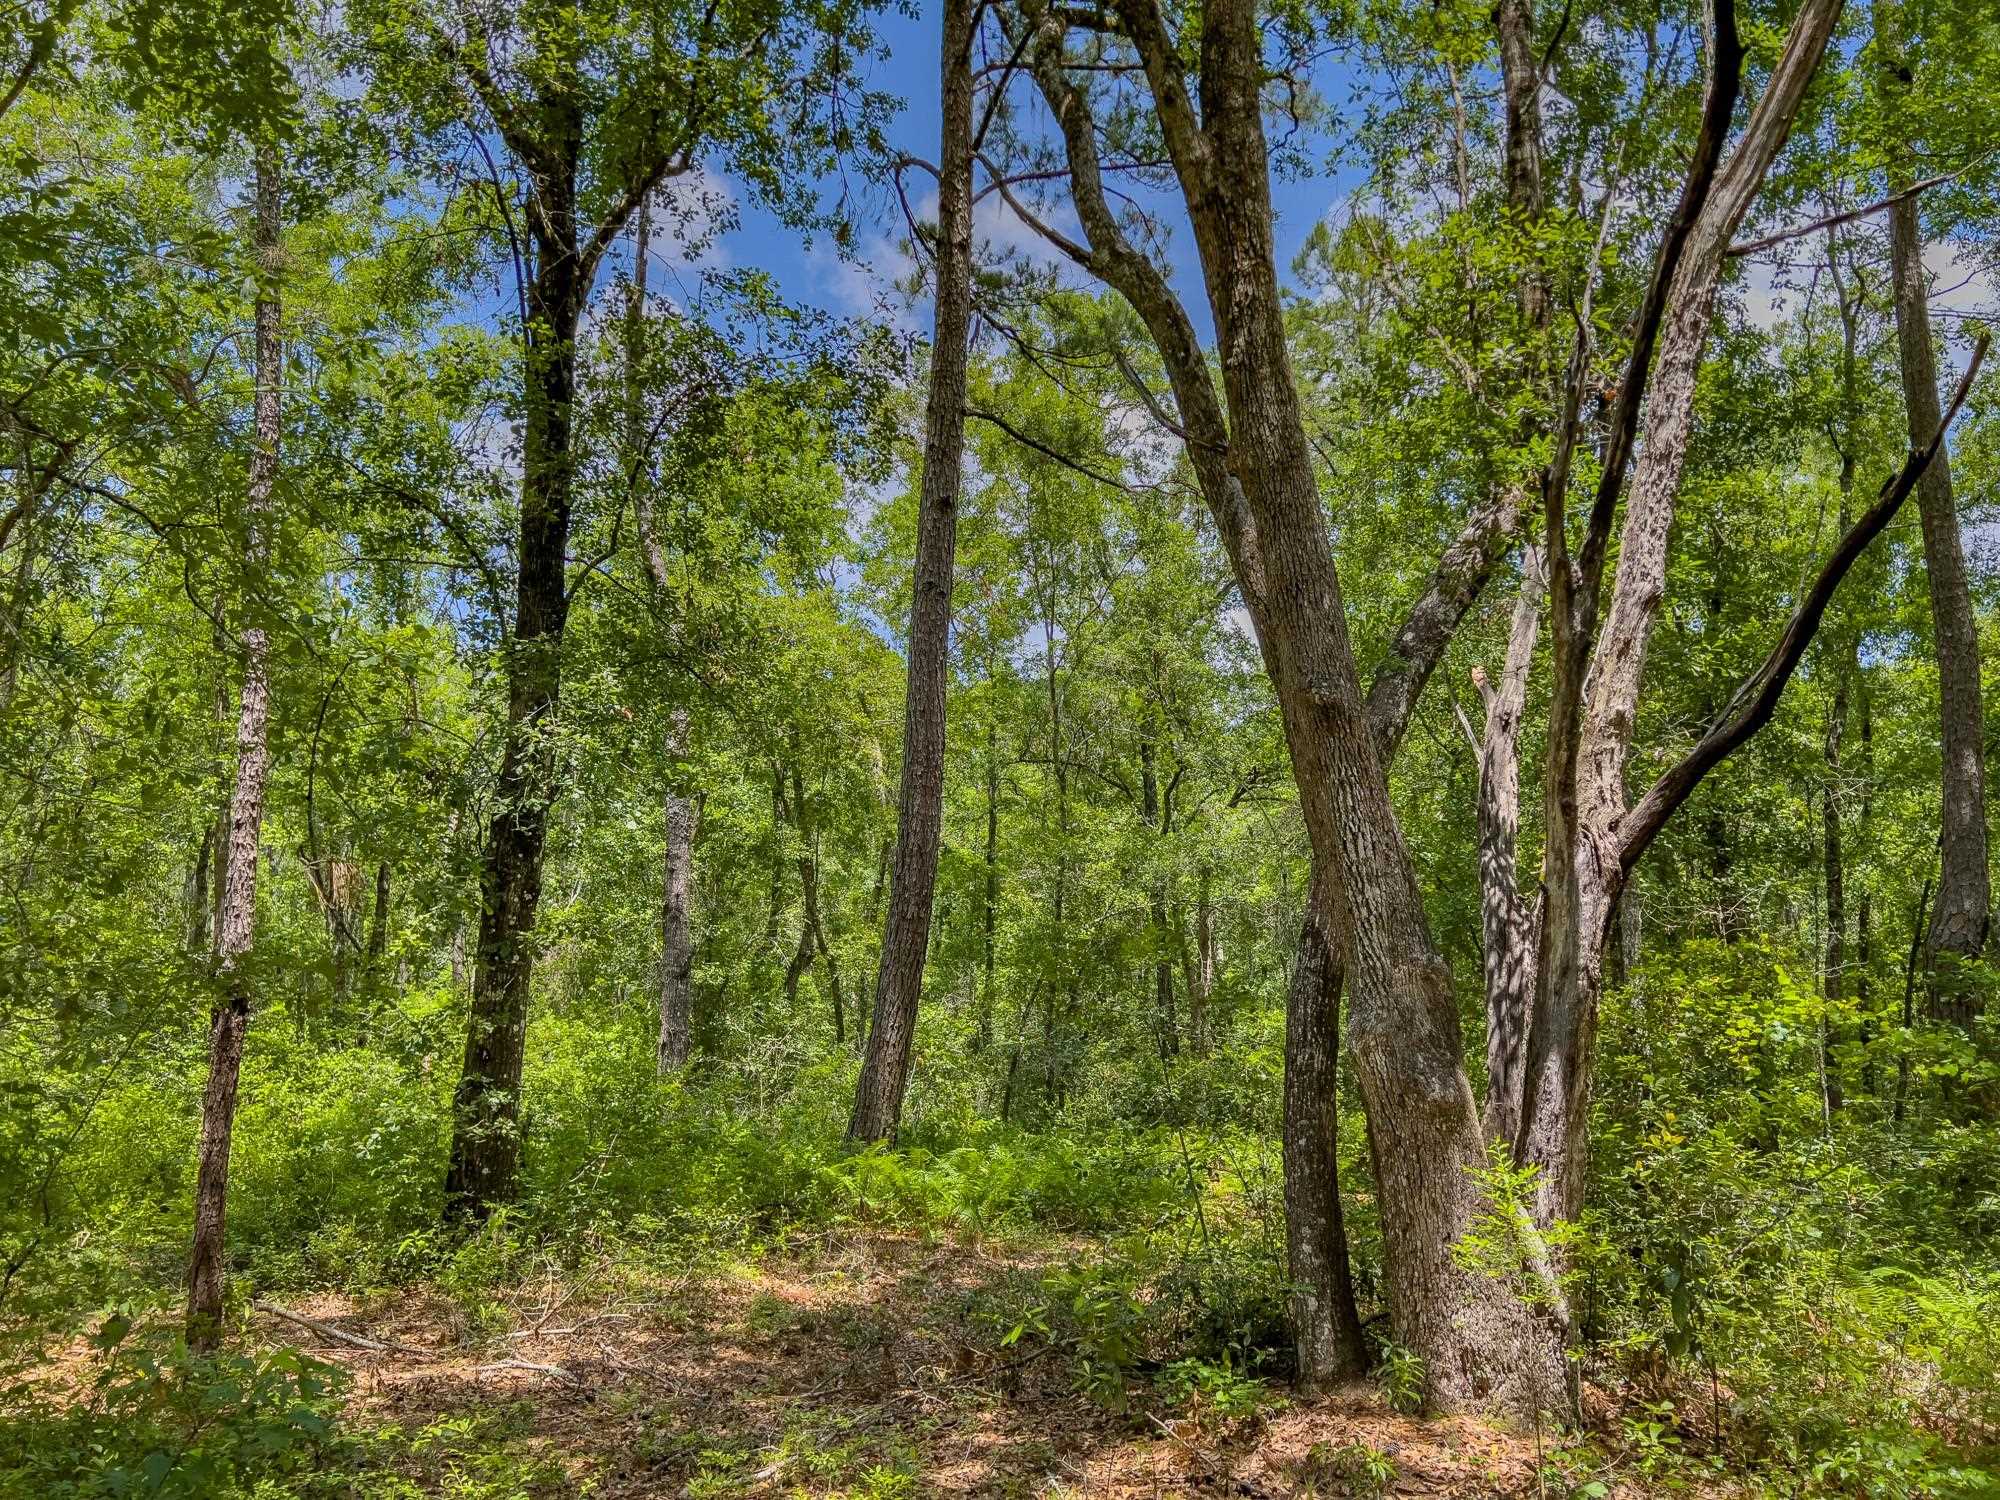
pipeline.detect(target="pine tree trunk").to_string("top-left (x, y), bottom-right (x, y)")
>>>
top-left (187, 145), bottom-right (281, 1351)
top-left (850, 0), bottom-right (974, 1141)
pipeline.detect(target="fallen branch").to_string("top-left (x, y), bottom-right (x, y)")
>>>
top-left (251, 1300), bottom-right (438, 1358)
top-left (476, 1356), bottom-right (581, 1385)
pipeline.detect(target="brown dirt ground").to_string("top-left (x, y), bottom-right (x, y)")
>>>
top-left (227, 1230), bottom-right (1592, 1497)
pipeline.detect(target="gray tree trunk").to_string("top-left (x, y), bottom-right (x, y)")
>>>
top-left (1888, 197), bottom-right (1989, 989)
top-left (187, 146), bottom-right (281, 1351)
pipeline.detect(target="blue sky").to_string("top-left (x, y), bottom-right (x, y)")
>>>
top-left (631, 4), bottom-right (1361, 343)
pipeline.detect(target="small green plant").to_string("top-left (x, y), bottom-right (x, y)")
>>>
top-left (1376, 1339), bottom-right (1426, 1415)
top-left (1323, 1440), bottom-right (1397, 1497)
top-left (1158, 1355), bottom-right (1268, 1422)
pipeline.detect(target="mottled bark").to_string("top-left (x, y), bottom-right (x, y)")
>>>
top-left (187, 147), bottom-right (281, 1352)
top-left (1474, 547), bottom-right (1544, 1147)
top-left (657, 727), bottom-right (696, 1073)
top-left (1522, 0), bottom-right (1839, 1230)
top-left (850, 0), bottom-right (974, 1140)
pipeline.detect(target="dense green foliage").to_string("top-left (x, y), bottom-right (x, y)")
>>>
top-left (3, 0), bottom-right (2000, 1493)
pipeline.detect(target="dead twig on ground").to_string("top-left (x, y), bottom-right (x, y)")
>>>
top-left (251, 1300), bottom-right (439, 1359)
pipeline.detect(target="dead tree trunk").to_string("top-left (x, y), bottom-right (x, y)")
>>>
top-left (849, 0), bottom-right (974, 1141)
top-left (1471, 547), bottom-right (1545, 1148)
top-left (1521, 0), bottom-right (1840, 1232)
top-left (187, 146), bottom-right (281, 1351)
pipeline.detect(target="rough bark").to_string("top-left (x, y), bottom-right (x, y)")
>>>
top-left (1874, 0), bottom-right (1989, 1001)
top-left (1282, 908), bottom-right (1369, 1387)
top-left (849, 0), bottom-right (974, 1141)
top-left (187, 146), bottom-right (281, 1351)
top-left (1890, 197), bottom-right (1989, 988)
top-left (1522, 0), bottom-right (1840, 1230)
top-left (445, 117), bottom-right (588, 1222)
top-left (1094, 0), bottom-right (1569, 1412)
top-left (657, 721), bottom-right (696, 1073)
top-left (1474, 547), bottom-right (1545, 1148)
top-left (1012, 0), bottom-right (1559, 1404)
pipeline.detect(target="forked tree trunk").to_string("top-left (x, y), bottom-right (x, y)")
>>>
top-left (1521, 0), bottom-right (1840, 1231)
top-left (1097, 0), bottom-right (1569, 1410)
top-left (849, 0), bottom-right (974, 1141)
top-left (187, 146), bottom-right (281, 1351)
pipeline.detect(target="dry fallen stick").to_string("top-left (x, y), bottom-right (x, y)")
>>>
top-left (476, 1356), bottom-right (581, 1385)
top-left (251, 1300), bottom-right (439, 1359)
top-left (507, 1312), bottom-right (634, 1339)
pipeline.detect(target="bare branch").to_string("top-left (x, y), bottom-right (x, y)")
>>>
top-left (1618, 333), bottom-right (1989, 876)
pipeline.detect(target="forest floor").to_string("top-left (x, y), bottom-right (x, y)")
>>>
top-left (218, 1230), bottom-right (1580, 1497)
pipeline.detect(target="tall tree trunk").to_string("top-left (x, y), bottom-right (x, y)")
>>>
top-left (1189, 863), bottom-right (1214, 1054)
top-left (1873, 0), bottom-right (1989, 1008)
top-left (444, 164), bottom-right (585, 1222)
top-left (1104, 0), bottom-right (1568, 1409)
top-left (850, 0), bottom-right (974, 1140)
top-left (1521, 0), bottom-right (1838, 1232)
top-left (187, 146), bottom-right (281, 1351)
top-left (1282, 901), bottom-right (1369, 1389)
top-left (620, 205), bottom-right (701, 1077)
top-left (1889, 197), bottom-right (1989, 996)
top-left (1821, 227), bottom-right (1861, 1112)
top-left (785, 764), bottom-right (820, 1007)
top-left (1859, 679), bottom-right (1878, 1097)
top-left (367, 861), bottom-right (391, 966)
